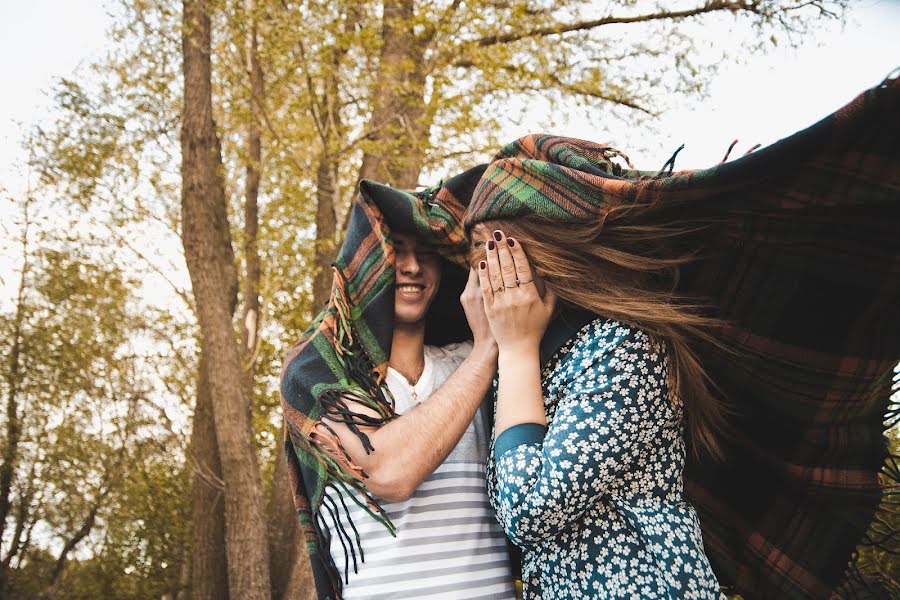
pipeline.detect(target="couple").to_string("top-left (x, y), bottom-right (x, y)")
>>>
top-left (282, 80), bottom-right (899, 600)
top-left (282, 154), bottom-right (721, 599)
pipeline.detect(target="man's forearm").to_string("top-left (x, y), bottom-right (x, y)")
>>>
top-left (334, 343), bottom-right (497, 501)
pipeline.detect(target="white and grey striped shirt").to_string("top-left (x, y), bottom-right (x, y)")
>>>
top-left (323, 342), bottom-right (516, 599)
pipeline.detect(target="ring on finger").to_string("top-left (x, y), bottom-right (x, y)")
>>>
top-left (518, 278), bottom-right (534, 285)
top-left (493, 286), bottom-right (505, 293)
top-left (504, 283), bottom-right (518, 289)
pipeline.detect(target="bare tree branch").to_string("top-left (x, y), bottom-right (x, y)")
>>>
top-left (419, 0), bottom-right (463, 45)
top-left (469, 2), bottom-right (760, 48)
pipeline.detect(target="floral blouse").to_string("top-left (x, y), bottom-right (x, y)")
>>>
top-left (487, 318), bottom-right (723, 599)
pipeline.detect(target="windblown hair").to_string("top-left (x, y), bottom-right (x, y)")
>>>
top-left (471, 206), bottom-right (731, 460)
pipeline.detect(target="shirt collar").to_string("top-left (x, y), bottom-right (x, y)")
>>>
top-left (539, 304), bottom-right (596, 365)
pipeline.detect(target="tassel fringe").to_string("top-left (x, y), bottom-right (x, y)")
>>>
top-left (306, 266), bottom-right (402, 593)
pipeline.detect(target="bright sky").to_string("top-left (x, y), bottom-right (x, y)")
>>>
top-left (499, 1), bottom-right (900, 168)
top-left (2, 1), bottom-right (899, 189)
top-left (0, 1), bottom-right (112, 189)
top-left (1, 0), bottom-right (899, 294)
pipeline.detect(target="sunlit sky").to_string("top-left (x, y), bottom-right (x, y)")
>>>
top-left (3, 1), bottom-right (900, 181)
top-left (1, 0), bottom-right (899, 298)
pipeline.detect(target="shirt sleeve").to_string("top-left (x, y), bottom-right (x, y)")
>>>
top-left (491, 323), bottom-right (669, 547)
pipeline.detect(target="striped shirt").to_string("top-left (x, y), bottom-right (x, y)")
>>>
top-left (323, 342), bottom-right (516, 599)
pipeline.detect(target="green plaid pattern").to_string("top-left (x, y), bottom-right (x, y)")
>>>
top-left (465, 78), bottom-right (900, 599)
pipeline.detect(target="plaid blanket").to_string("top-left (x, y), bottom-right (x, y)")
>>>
top-left (280, 165), bottom-right (486, 599)
top-left (464, 77), bottom-right (900, 598)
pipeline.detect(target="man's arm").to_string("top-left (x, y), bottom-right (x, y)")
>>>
top-left (315, 268), bottom-right (497, 502)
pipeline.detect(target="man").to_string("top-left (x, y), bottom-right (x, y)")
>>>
top-left (280, 167), bottom-right (517, 599)
top-left (316, 232), bottom-right (515, 599)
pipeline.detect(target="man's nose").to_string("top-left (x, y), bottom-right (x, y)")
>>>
top-left (397, 251), bottom-right (421, 274)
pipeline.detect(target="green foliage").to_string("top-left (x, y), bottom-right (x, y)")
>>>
top-left (0, 202), bottom-right (189, 598)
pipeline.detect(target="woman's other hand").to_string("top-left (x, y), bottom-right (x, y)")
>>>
top-left (460, 266), bottom-right (497, 358)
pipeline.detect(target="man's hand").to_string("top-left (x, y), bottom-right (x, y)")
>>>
top-left (461, 267), bottom-right (497, 358)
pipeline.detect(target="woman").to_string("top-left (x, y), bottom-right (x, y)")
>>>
top-left (468, 216), bottom-right (725, 599)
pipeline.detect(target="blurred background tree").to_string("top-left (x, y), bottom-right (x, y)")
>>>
top-left (5, 1), bottom-right (897, 599)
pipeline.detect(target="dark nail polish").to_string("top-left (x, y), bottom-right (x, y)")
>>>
top-left (493, 230), bottom-right (502, 241)
top-left (479, 261), bottom-right (486, 269)
top-left (487, 240), bottom-right (495, 250)
top-left (507, 238), bottom-right (515, 247)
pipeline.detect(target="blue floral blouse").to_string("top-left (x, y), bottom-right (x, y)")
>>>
top-left (487, 318), bottom-right (723, 599)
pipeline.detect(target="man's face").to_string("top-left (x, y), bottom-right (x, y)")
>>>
top-left (393, 232), bottom-right (442, 328)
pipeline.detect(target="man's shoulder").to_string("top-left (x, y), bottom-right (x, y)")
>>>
top-left (424, 340), bottom-right (473, 366)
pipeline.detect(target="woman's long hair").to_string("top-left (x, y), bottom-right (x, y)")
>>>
top-left (471, 206), bottom-right (731, 460)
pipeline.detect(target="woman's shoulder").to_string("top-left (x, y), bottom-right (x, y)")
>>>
top-left (576, 317), bottom-right (658, 348)
top-left (566, 317), bottom-right (664, 365)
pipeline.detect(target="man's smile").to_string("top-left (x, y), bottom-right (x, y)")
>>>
top-left (396, 283), bottom-right (426, 298)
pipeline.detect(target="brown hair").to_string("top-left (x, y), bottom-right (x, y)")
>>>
top-left (471, 206), bottom-right (731, 460)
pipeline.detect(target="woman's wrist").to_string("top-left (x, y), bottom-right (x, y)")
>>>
top-left (495, 345), bottom-right (546, 433)
top-left (497, 341), bottom-right (541, 364)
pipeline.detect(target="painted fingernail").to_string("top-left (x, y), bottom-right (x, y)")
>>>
top-left (507, 238), bottom-right (515, 247)
top-left (487, 240), bottom-right (495, 250)
top-left (493, 230), bottom-right (503, 241)
top-left (479, 261), bottom-right (486, 269)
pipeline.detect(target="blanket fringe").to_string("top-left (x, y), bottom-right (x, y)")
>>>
top-left (306, 265), bottom-right (402, 592)
top-left (656, 143), bottom-right (686, 178)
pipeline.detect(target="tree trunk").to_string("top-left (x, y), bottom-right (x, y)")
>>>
top-left (0, 460), bottom-right (37, 592)
top-left (181, 1), bottom-right (271, 598)
top-left (0, 205), bottom-right (30, 596)
top-left (241, 0), bottom-right (263, 399)
top-left (356, 0), bottom-right (428, 190)
top-left (41, 503), bottom-right (102, 599)
top-left (238, 4), bottom-right (312, 596)
top-left (177, 542), bottom-right (191, 600)
top-left (311, 152), bottom-right (339, 310)
top-left (266, 424), bottom-right (312, 600)
top-left (40, 467), bottom-right (120, 600)
top-left (279, 536), bottom-right (316, 600)
top-left (190, 352), bottom-right (229, 600)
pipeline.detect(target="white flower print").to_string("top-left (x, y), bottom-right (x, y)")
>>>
top-left (487, 318), bottom-right (723, 599)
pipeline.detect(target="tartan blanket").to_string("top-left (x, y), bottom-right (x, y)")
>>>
top-left (279, 165), bottom-right (486, 599)
top-left (463, 77), bottom-right (900, 598)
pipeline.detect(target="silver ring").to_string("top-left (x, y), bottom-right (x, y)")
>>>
top-left (518, 278), bottom-right (533, 285)
top-left (504, 283), bottom-right (518, 289)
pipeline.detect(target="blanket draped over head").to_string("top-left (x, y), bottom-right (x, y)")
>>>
top-left (462, 77), bottom-right (900, 599)
top-left (280, 165), bottom-right (486, 599)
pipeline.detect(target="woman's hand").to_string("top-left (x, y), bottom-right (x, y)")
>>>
top-left (460, 267), bottom-right (497, 359)
top-left (477, 229), bottom-right (556, 355)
